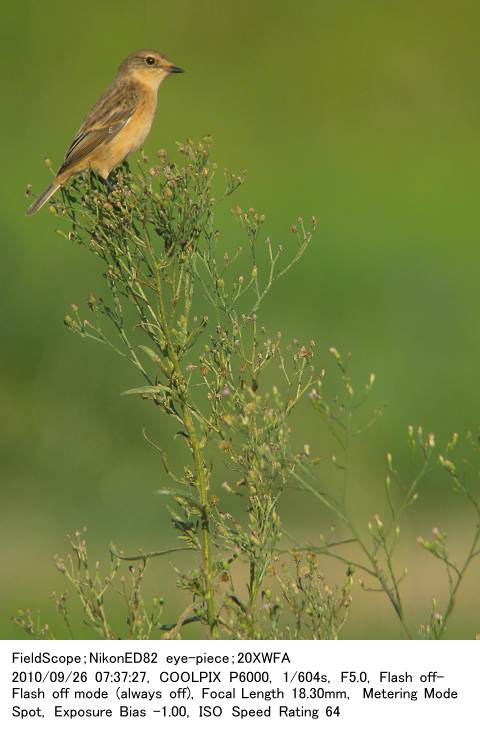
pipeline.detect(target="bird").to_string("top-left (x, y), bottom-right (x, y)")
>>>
top-left (27, 49), bottom-right (184, 215)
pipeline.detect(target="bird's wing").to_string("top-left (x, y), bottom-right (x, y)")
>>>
top-left (58, 81), bottom-right (140, 175)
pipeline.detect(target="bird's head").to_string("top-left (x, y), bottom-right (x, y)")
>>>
top-left (117, 49), bottom-right (184, 90)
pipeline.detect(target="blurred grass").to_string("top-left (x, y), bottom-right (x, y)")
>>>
top-left (2, 0), bottom-right (480, 638)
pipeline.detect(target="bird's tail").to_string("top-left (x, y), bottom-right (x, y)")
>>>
top-left (26, 181), bottom-right (60, 216)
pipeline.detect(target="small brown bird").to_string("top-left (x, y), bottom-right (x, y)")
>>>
top-left (27, 49), bottom-right (184, 215)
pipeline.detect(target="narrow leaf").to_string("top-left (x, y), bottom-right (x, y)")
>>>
top-left (121, 384), bottom-right (170, 397)
top-left (139, 345), bottom-right (164, 365)
top-left (155, 488), bottom-right (203, 511)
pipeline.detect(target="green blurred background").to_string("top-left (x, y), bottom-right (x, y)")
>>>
top-left (2, 0), bottom-right (479, 639)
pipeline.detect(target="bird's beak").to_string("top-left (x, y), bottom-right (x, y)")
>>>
top-left (167, 65), bottom-right (184, 74)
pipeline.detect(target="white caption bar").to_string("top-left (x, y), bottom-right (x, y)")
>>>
top-left (0, 640), bottom-right (475, 730)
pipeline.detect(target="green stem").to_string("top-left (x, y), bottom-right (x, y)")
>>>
top-left (290, 468), bottom-right (412, 638)
top-left (437, 521), bottom-right (480, 638)
top-left (155, 266), bottom-right (217, 638)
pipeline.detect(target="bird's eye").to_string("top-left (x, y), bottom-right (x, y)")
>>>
top-left (145, 56), bottom-right (156, 66)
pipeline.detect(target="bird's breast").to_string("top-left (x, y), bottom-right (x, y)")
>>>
top-left (95, 90), bottom-right (157, 177)
top-left (87, 86), bottom-right (158, 178)
top-left (118, 91), bottom-right (157, 153)
top-left (124, 93), bottom-right (158, 150)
